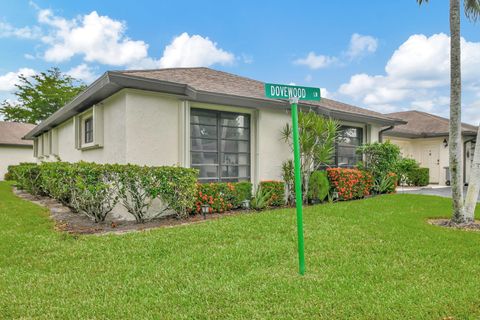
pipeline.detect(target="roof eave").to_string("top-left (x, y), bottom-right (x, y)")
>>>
top-left (24, 72), bottom-right (113, 139)
top-left (0, 143), bottom-right (33, 148)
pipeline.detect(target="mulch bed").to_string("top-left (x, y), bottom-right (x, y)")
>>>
top-left (428, 218), bottom-right (480, 231)
top-left (12, 187), bottom-right (248, 235)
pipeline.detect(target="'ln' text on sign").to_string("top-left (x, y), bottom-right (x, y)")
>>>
top-left (264, 83), bottom-right (321, 101)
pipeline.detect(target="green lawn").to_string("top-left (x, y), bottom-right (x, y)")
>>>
top-left (1, 181), bottom-right (480, 319)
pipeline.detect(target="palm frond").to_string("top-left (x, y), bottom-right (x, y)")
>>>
top-left (417, 0), bottom-right (429, 4)
top-left (464, 0), bottom-right (480, 22)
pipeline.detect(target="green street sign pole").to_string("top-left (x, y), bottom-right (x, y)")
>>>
top-left (290, 97), bottom-right (305, 276)
top-left (264, 82), bottom-right (320, 276)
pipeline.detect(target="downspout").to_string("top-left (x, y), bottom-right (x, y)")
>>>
top-left (378, 126), bottom-right (394, 143)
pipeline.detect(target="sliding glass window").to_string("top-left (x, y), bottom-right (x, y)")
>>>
top-left (334, 126), bottom-right (363, 167)
top-left (190, 109), bottom-right (250, 182)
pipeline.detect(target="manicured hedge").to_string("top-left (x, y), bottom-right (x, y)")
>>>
top-left (408, 168), bottom-right (429, 186)
top-left (259, 181), bottom-right (285, 207)
top-left (326, 168), bottom-right (373, 201)
top-left (308, 171), bottom-right (330, 202)
top-left (8, 162), bottom-right (198, 222)
top-left (9, 163), bottom-right (42, 195)
top-left (193, 181), bottom-right (253, 214)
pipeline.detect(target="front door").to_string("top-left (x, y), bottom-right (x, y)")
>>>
top-left (420, 145), bottom-right (440, 184)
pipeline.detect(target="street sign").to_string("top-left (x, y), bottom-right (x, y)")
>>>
top-left (264, 83), bottom-right (321, 276)
top-left (265, 83), bottom-right (321, 101)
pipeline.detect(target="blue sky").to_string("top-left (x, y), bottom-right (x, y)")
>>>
top-left (1, 1), bottom-right (479, 123)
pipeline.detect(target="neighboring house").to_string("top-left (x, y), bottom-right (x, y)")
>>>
top-left (384, 110), bottom-right (478, 185)
top-left (24, 67), bottom-right (402, 186)
top-left (0, 121), bottom-right (36, 180)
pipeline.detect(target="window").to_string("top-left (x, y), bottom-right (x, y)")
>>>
top-left (190, 109), bottom-right (250, 182)
top-left (33, 138), bottom-right (38, 157)
top-left (333, 126), bottom-right (363, 167)
top-left (84, 117), bottom-right (93, 144)
top-left (74, 105), bottom-right (104, 150)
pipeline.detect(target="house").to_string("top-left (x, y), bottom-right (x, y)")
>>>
top-left (0, 121), bottom-right (36, 180)
top-left (383, 110), bottom-right (478, 185)
top-left (24, 67), bottom-right (403, 186)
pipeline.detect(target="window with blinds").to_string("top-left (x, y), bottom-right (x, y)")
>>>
top-left (190, 109), bottom-right (250, 182)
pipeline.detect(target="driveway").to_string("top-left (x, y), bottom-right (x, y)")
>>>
top-left (397, 186), bottom-right (480, 201)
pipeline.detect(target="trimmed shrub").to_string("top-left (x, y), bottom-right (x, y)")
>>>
top-left (72, 162), bottom-right (119, 222)
top-left (259, 181), bottom-right (285, 207)
top-left (9, 163), bottom-right (43, 195)
top-left (113, 164), bottom-right (161, 223)
top-left (396, 158), bottom-right (419, 186)
top-left (194, 181), bottom-right (253, 214)
top-left (234, 182), bottom-right (253, 206)
top-left (39, 162), bottom-right (76, 205)
top-left (408, 168), bottom-right (429, 186)
top-left (151, 166), bottom-right (198, 219)
top-left (326, 168), bottom-right (374, 201)
top-left (4, 165), bottom-right (16, 181)
top-left (308, 171), bottom-right (330, 202)
top-left (11, 162), bottom-right (198, 222)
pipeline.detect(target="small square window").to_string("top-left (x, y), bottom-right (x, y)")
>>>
top-left (84, 117), bottom-right (94, 144)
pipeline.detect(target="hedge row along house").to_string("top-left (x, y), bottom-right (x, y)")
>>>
top-left (0, 121), bottom-right (35, 180)
top-left (383, 110), bottom-right (478, 186)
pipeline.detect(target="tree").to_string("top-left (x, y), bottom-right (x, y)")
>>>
top-left (417, 0), bottom-right (480, 224)
top-left (0, 67), bottom-right (86, 124)
top-left (281, 111), bottom-right (339, 204)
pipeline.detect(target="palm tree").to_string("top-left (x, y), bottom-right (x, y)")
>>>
top-left (417, 0), bottom-right (480, 224)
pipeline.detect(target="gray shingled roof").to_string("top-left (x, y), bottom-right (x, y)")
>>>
top-left (385, 110), bottom-right (478, 138)
top-left (25, 67), bottom-right (404, 139)
top-left (120, 67), bottom-right (398, 122)
top-left (0, 121), bottom-right (35, 146)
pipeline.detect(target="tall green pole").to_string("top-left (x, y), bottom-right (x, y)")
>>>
top-left (290, 99), bottom-right (305, 275)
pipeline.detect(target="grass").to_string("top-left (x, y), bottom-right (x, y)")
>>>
top-left (1, 181), bottom-right (480, 319)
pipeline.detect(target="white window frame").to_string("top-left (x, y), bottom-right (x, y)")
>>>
top-left (33, 138), bottom-right (38, 158)
top-left (74, 105), bottom-right (104, 150)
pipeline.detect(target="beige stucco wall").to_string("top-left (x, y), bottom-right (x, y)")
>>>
top-left (49, 91), bottom-right (127, 164)
top-left (0, 146), bottom-right (34, 180)
top-left (124, 90), bottom-right (180, 166)
top-left (386, 136), bottom-right (465, 185)
top-left (256, 108), bottom-right (291, 182)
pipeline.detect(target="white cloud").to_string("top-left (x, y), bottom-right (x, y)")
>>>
top-left (346, 33), bottom-right (378, 59)
top-left (339, 33), bottom-right (480, 119)
top-left (241, 53), bottom-right (253, 64)
top-left (294, 52), bottom-right (337, 70)
top-left (0, 68), bottom-right (36, 92)
top-left (66, 64), bottom-right (97, 83)
top-left (38, 9), bottom-right (149, 66)
top-left (320, 88), bottom-right (330, 99)
top-left (1, 3), bottom-right (239, 70)
top-left (465, 100), bottom-right (480, 125)
top-left (157, 32), bottom-right (234, 68)
top-left (5, 6), bottom-right (237, 70)
top-left (0, 21), bottom-right (41, 39)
